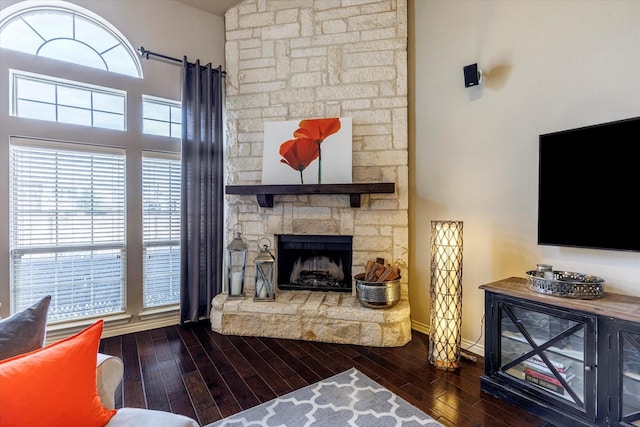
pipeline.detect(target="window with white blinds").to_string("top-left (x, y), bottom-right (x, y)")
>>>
top-left (142, 152), bottom-right (181, 308)
top-left (9, 138), bottom-right (126, 322)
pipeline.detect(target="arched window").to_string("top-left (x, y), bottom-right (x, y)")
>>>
top-left (0, 1), bottom-right (142, 77)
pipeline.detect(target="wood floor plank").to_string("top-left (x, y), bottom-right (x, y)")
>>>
top-left (120, 332), bottom-right (141, 383)
top-left (182, 370), bottom-right (222, 425)
top-left (122, 379), bottom-right (146, 409)
top-left (267, 339), bottom-right (324, 384)
top-left (303, 341), bottom-right (353, 374)
top-left (220, 369), bottom-right (260, 410)
top-left (234, 336), bottom-right (293, 396)
top-left (151, 330), bottom-right (178, 363)
top-left (136, 330), bottom-right (171, 412)
top-left (156, 359), bottom-right (196, 412)
top-left (167, 388), bottom-right (200, 422)
top-left (164, 326), bottom-right (198, 374)
top-left (224, 335), bottom-right (266, 378)
top-left (193, 327), bottom-right (237, 375)
top-left (176, 323), bottom-right (201, 348)
top-left (244, 373), bottom-right (278, 402)
top-left (101, 320), bottom-right (551, 427)
top-left (255, 338), bottom-right (307, 390)
top-left (185, 340), bottom-right (241, 416)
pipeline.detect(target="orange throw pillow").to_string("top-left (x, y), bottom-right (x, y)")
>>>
top-left (0, 320), bottom-right (117, 427)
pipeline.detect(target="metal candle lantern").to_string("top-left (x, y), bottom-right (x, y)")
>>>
top-left (226, 224), bottom-right (248, 298)
top-left (254, 238), bottom-right (275, 301)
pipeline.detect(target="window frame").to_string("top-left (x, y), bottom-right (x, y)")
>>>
top-left (10, 69), bottom-right (127, 130)
top-left (142, 95), bottom-right (182, 138)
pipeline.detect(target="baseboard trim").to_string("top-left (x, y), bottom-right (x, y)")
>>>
top-left (101, 315), bottom-right (181, 339)
top-left (411, 319), bottom-right (484, 357)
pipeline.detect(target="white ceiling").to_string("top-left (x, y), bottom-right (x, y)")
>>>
top-left (177, 0), bottom-right (243, 17)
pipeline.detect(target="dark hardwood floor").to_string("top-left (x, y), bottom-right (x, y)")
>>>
top-left (99, 321), bottom-right (554, 427)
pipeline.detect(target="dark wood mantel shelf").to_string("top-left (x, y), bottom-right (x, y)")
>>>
top-left (225, 183), bottom-right (395, 208)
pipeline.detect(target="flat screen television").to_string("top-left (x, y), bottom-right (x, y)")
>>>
top-left (538, 116), bottom-right (640, 252)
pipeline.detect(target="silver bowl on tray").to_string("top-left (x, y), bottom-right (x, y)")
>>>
top-left (526, 269), bottom-right (605, 299)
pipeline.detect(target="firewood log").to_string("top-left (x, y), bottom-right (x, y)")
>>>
top-left (376, 265), bottom-right (400, 282)
top-left (364, 260), bottom-right (377, 281)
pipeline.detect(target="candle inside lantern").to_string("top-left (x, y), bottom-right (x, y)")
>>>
top-left (257, 280), bottom-right (268, 299)
top-left (231, 272), bottom-right (243, 295)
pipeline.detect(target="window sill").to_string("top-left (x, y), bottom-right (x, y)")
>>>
top-left (138, 305), bottom-right (180, 320)
top-left (46, 313), bottom-right (132, 344)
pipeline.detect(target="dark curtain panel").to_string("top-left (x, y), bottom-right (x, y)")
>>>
top-left (180, 59), bottom-right (224, 324)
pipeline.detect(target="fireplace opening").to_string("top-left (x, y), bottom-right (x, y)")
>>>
top-left (277, 235), bottom-right (353, 292)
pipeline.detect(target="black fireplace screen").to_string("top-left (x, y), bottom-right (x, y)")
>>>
top-left (277, 235), bottom-right (353, 292)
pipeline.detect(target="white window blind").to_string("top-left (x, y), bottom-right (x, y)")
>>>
top-left (10, 138), bottom-right (126, 322)
top-left (142, 152), bottom-right (181, 308)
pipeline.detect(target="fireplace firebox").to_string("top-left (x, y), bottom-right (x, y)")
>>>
top-left (277, 235), bottom-right (352, 292)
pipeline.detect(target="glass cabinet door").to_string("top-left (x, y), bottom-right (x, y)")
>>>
top-left (497, 299), bottom-right (596, 419)
top-left (619, 330), bottom-right (640, 426)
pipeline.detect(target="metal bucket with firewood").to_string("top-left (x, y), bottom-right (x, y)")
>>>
top-left (354, 273), bottom-right (401, 309)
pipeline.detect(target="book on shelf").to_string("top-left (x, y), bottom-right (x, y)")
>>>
top-left (528, 355), bottom-right (573, 374)
top-left (523, 367), bottom-right (574, 387)
top-left (524, 372), bottom-right (565, 395)
top-left (522, 360), bottom-right (575, 382)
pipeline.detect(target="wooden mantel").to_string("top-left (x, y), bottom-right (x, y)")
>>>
top-left (225, 183), bottom-right (395, 208)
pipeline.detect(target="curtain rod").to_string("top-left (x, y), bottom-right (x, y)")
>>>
top-left (137, 46), bottom-right (226, 76)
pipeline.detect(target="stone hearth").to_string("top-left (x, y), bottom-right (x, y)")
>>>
top-left (211, 290), bottom-right (411, 347)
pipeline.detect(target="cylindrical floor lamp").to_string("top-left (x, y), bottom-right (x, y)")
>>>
top-left (429, 220), bottom-right (463, 371)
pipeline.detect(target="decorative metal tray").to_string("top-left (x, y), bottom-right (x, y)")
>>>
top-left (525, 270), bottom-right (605, 299)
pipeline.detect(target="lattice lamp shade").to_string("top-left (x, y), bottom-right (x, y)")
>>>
top-left (429, 220), bottom-right (463, 371)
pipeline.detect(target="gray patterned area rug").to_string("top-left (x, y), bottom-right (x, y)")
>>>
top-left (206, 367), bottom-right (443, 427)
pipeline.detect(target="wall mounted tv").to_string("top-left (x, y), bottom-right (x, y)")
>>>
top-left (538, 116), bottom-right (640, 252)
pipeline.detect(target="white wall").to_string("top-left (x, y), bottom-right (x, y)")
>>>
top-left (410, 0), bottom-right (640, 350)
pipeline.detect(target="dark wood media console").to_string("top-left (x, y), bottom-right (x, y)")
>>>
top-left (480, 277), bottom-right (640, 427)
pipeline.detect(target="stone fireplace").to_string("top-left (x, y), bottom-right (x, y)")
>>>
top-left (212, 0), bottom-right (410, 347)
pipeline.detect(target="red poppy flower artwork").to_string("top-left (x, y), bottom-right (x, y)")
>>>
top-left (290, 118), bottom-right (341, 184)
top-left (293, 118), bottom-right (341, 142)
top-left (279, 138), bottom-right (319, 184)
top-left (262, 117), bottom-right (352, 185)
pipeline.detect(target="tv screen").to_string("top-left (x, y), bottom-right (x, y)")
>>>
top-left (538, 116), bottom-right (640, 252)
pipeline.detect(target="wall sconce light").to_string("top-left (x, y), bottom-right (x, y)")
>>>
top-left (463, 63), bottom-right (482, 87)
top-left (429, 220), bottom-right (463, 371)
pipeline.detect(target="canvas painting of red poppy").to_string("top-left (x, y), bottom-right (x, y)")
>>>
top-left (261, 117), bottom-right (353, 185)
